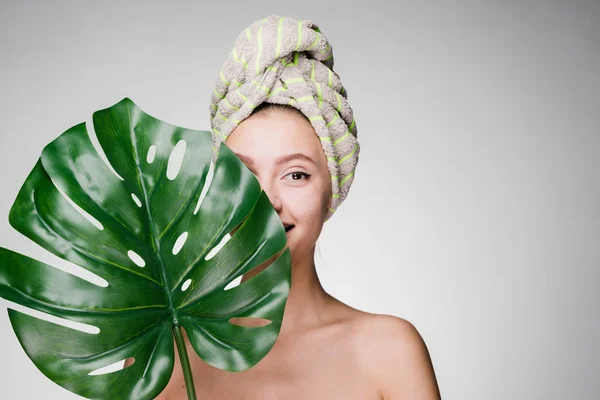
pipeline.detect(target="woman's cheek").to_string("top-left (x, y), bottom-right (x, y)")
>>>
top-left (308, 188), bottom-right (329, 221)
top-left (285, 190), bottom-right (312, 214)
top-left (282, 179), bottom-right (328, 219)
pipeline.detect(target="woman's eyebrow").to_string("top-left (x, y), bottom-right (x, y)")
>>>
top-left (234, 152), bottom-right (254, 165)
top-left (233, 152), bottom-right (316, 166)
top-left (275, 152), bottom-right (316, 166)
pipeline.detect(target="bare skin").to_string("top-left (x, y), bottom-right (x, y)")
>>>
top-left (148, 108), bottom-right (441, 399)
top-left (156, 295), bottom-right (383, 399)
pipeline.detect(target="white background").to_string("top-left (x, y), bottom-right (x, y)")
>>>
top-left (1, 1), bottom-right (599, 399)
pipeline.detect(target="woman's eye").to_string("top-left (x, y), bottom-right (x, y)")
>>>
top-left (284, 171), bottom-right (311, 181)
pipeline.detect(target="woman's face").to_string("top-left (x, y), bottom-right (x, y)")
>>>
top-left (226, 109), bottom-right (332, 265)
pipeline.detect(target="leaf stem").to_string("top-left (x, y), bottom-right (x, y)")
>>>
top-left (173, 326), bottom-right (197, 400)
top-left (125, 102), bottom-right (198, 398)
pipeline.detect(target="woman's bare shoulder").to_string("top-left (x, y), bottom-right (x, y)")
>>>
top-left (344, 310), bottom-right (425, 353)
top-left (326, 297), bottom-right (417, 337)
top-left (355, 312), bottom-right (422, 341)
top-left (349, 312), bottom-right (441, 399)
top-left (324, 300), bottom-right (428, 358)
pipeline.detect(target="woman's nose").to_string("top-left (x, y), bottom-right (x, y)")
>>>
top-left (262, 184), bottom-right (283, 213)
top-left (266, 192), bottom-right (283, 213)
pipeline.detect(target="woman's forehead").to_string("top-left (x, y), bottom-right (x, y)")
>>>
top-left (227, 112), bottom-right (324, 161)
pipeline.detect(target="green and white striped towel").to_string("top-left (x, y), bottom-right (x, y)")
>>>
top-left (210, 14), bottom-right (360, 220)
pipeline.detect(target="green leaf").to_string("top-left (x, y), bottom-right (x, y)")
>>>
top-left (0, 98), bottom-right (291, 399)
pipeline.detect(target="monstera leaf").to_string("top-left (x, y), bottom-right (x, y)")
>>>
top-left (0, 98), bottom-right (291, 399)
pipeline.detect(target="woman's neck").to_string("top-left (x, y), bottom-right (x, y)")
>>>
top-left (240, 246), bottom-right (332, 338)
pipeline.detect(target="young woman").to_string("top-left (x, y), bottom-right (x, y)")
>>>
top-left (157, 15), bottom-right (441, 399)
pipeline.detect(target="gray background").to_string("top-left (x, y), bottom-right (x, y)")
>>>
top-left (1, 1), bottom-right (599, 399)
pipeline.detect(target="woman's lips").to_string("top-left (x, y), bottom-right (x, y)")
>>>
top-left (284, 225), bottom-right (295, 233)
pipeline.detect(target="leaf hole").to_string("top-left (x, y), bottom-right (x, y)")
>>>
top-left (229, 317), bottom-right (272, 328)
top-left (181, 279), bottom-right (192, 291)
top-left (204, 233), bottom-right (231, 261)
top-left (3, 299), bottom-right (100, 334)
top-left (224, 275), bottom-right (243, 291)
top-left (24, 247), bottom-right (109, 287)
top-left (127, 250), bottom-right (146, 267)
top-left (131, 193), bottom-right (142, 208)
top-left (172, 232), bottom-right (188, 255)
top-left (146, 145), bottom-right (157, 164)
top-left (86, 118), bottom-right (124, 181)
top-left (50, 178), bottom-right (104, 231)
top-left (88, 357), bottom-right (135, 376)
top-left (194, 160), bottom-right (215, 215)
top-left (166, 140), bottom-right (187, 180)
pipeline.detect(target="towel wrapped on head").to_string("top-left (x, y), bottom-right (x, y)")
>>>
top-left (209, 14), bottom-right (360, 221)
